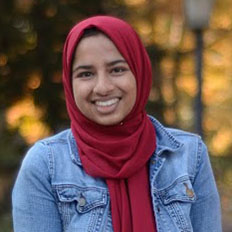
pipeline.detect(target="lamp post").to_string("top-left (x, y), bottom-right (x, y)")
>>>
top-left (184, 0), bottom-right (215, 137)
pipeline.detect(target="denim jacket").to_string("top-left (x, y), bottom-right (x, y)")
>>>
top-left (12, 116), bottom-right (222, 232)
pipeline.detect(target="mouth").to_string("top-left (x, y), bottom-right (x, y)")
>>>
top-left (95, 98), bottom-right (120, 107)
top-left (92, 97), bottom-right (121, 114)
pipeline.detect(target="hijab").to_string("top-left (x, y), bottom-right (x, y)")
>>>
top-left (62, 15), bottom-right (157, 232)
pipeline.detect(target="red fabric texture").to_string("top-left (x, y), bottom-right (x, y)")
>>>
top-left (62, 16), bottom-right (157, 232)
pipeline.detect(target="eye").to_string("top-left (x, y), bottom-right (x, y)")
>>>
top-left (111, 67), bottom-right (128, 75)
top-left (76, 71), bottom-right (93, 78)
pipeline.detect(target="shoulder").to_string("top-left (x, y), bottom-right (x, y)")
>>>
top-left (167, 127), bottom-right (207, 170)
top-left (148, 115), bottom-right (203, 152)
top-left (148, 115), bottom-right (208, 177)
top-left (166, 127), bottom-right (207, 163)
top-left (19, 129), bottom-right (72, 177)
top-left (39, 128), bottom-right (72, 145)
top-left (167, 127), bottom-right (204, 151)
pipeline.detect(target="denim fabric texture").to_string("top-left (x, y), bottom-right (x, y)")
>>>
top-left (12, 116), bottom-right (222, 232)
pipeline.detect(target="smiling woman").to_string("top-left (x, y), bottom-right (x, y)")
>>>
top-left (12, 16), bottom-right (222, 232)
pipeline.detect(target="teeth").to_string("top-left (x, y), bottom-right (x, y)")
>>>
top-left (95, 98), bottom-right (119, 107)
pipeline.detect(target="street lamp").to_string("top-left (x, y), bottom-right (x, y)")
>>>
top-left (184, 0), bottom-right (215, 137)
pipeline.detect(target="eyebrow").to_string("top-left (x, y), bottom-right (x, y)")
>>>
top-left (107, 59), bottom-right (127, 66)
top-left (72, 59), bottom-right (127, 73)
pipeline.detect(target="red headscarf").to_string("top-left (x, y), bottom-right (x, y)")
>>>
top-left (62, 16), bottom-right (157, 232)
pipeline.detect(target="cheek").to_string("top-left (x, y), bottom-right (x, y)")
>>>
top-left (126, 78), bottom-right (137, 102)
top-left (72, 81), bottom-right (89, 107)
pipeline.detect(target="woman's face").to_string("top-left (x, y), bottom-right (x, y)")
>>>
top-left (72, 33), bottom-right (137, 126)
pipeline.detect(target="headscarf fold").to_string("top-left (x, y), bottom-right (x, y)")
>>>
top-left (62, 15), bottom-right (157, 232)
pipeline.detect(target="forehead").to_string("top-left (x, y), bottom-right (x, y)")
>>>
top-left (73, 33), bottom-right (124, 62)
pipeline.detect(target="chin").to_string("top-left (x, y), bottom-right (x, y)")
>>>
top-left (93, 116), bottom-right (123, 126)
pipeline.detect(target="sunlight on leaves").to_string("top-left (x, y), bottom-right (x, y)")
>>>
top-left (0, 54), bottom-right (8, 67)
top-left (27, 71), bottom-right (42, 90)
top-left (6, 98), bottom-right (50, 144)
top-left (124, 0), bottom-right (147, 7)
top-left (210, 128), bottom-right (232, 155)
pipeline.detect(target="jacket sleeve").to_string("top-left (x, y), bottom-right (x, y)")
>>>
top-left (190, 139), bottom-right (222, 232)
top-left (12, 141), bottom-right (62, 232)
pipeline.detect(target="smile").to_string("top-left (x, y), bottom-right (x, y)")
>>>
top-left (95, 98), bottom-right (120, 107)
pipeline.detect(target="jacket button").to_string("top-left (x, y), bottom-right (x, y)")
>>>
top-left (184, 183), bottom-right (194, 198)
top-left (78, 197), bottom-right (86, 207)
top-left (186, 189), bottom-right (194, 198)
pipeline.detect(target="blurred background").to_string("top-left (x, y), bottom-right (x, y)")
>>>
top-left (0, 0), bottom-right (232, 231)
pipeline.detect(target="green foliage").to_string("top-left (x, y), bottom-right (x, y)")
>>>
top-left (0, 213), bottom-right (13, 232)
top-left (0, 112), bottom-right (26, 171)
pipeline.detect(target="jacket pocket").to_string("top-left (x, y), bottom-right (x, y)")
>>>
top-left (157, 176), bottom-right (196, 232)
top-left (159, 176), bottom-right (196, 205)
top-left (55, 185), bottom-right (108, 232)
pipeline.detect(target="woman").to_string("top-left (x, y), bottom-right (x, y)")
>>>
top-left (12, 16), bottom-right (222, 232)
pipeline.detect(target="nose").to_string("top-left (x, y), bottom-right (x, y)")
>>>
top-left (93, 73), bottom-right (114, 95)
